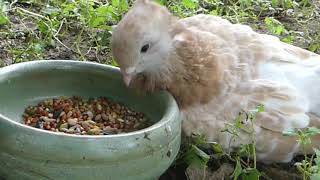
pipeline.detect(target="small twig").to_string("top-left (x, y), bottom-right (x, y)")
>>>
top-left (86, 47), bottom-right (93, 55)
top-left (54, 18), bottom-right (65, 37)
top-left (17, 7), bottom-right (49, 21)
top-left (8, 1), bottom-right (17, 7)
top-left (16, 7), bottom-right (52, 40)
top-left (9, 0), bottom-right (18, 10)
top-left (53, 36), bottom-right (72, 51)
top-left (17, 7), bottom-right (81, 56)
top-left (74, 28), bottom-right (86, 60)
top-left (95, 48), bottom-right (101, 62)
top-left (185, 171), bottom-right (191, 180)
top-left (8, 43), bottom-right (32, 62)
top-left (51, 18), bottom-right (76, 52)
top-left (17, 16), bottom-right (39, 39)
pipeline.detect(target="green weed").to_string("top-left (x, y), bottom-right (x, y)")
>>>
top-left (283, 127), bottom-right (320, 180)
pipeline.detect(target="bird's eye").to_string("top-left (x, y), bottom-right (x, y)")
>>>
top-left (140, 44), bottom-right (150, 53)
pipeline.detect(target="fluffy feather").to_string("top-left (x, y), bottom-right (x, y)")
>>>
top-left (111, 0), bottom-right (320, 163)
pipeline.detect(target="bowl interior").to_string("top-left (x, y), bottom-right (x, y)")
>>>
top-left (0, 60), bottom-right (169, 127)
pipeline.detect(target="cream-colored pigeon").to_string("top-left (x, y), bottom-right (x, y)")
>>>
top-left (111, 0), bottom-right (320, 163)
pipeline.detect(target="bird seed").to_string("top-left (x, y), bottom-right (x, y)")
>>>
top-left (22, 96), bottom-right (151, 135)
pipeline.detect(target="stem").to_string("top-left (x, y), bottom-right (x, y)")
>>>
top-left (202, 166), bottom-right (206, 180)
top-left (11, 43), bottom-right (33, 62)
top-left (74, 28), bottom-right (86, 60)
top-left (309, 154), bottom-right (315, 170)
top-left (303, 153), bottom-right (308, 180)
top-left (252, 140), bottom-right (257, 169)
top-left (301, 143), bottom-right (313, 180)
top-left (250, 117), bottom-right (257, 169)
top-left (240, 158), bottom-right (249, 167)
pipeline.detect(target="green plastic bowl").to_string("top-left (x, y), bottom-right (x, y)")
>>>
top-left (0, 60), bottom-right (181, 180)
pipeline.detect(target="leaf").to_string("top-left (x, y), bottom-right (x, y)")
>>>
top-left (237, 144), bottom-right (254, 157)
top-left (256, 104), bottom-right (265, 113)
top-left (314, 148), bottom-right (320, 156)
top-left (184, 145), bottom-right (210, 168)
top-left (97, 29), bottom-right (112, 46)
top-left (62, 3), bottom-right (78, 16)
top-left (313, 148), bottom-right (320, 166)
top-left (221, 123), bottom-right (240, 137)
top-left (306, 127), bottom-right (320, 136)
top-left (264, 17), bottom-right (286, 35)
top-left (282, 128), bottom-right (298, 136)
top-left (242, 168), bottom-right (261, 180)
top-left (89, 5), bottom-right (114, 28)
top-left (192, 145), bottom-right (210, 162)
top-left (309, 43), bottom-right (320, 53)
top-left (112, 0), bottom-right (128, 14)
top-left (310, 165), bottom-right (319, 173)
top-left (37, 20), bottom-right (50, 35)
top-left (235, 114), bottom-right (245, 129)
top-left (182, 0), bottom-right (198, 9)
top-left (155, 0), bottom-right (167, 5)
top-left (271, 0), bottom-right (279, 7)
top-left (0, 12), bottom-right (9, 25)
top-left (193, 134), bottom-right (208, 146)
top-left (119, 0), bottom-right (129, 13)
top-left (42, 6), bottom-right (60, 16)
top-left (298, 136), bottom-right (311, 146)
top-left (311, 174), bottom-right (320, 180)
top-left (232, 159), bottom-right (243, 180)
top-left (275, 25), bottom-right (285, 35)
top-left (212, 143), bottom-right (224, 154)
top-left (239, 0), bottom-right (252, 7)
top-left (32, 43), bottom-right (45, 54)
top-left (112, 0), bottom-right (120, 7)
top-left (210, 10), bottom-right (219, 16)
top-left (110, 58), bottom-right (119, 67)
top-left (281, 35), bottom-right (295, 44)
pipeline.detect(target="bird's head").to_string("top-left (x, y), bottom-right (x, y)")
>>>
top-left (111, 0), bottom-right (178, 87)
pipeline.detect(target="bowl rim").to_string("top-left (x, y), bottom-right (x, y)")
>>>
top-left (0, 60), bottom-right (180, 139)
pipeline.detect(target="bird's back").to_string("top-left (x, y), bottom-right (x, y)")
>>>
top-left (181, 14), bottom-right (320, 117)
top-left (178, 14), bottom-right (320, 162)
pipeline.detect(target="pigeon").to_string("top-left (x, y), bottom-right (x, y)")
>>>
top-left (111, 0), bottom-right (320, 163)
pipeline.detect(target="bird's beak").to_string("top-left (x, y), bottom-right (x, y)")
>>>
top-left (120, 67), bottom-right (136, 87)
top-left (122, 73), bottom-right (133, 87)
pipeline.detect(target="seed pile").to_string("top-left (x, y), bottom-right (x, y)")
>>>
top-left (23, 96), bottom-right (150, 135)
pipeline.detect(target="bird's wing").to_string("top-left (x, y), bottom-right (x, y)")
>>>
top-left (240, 79), bottom-right (310, 133)
top-left (181, 14), bottom-right (319, 63)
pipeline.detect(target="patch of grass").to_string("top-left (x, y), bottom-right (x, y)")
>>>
top-left (0, 0), bottom-right (319, 66)
top-left (1, 0), bottom-right (134, 64)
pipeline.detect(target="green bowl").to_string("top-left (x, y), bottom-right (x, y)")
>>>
top-left (0, 60), bottom-right (181, 180)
